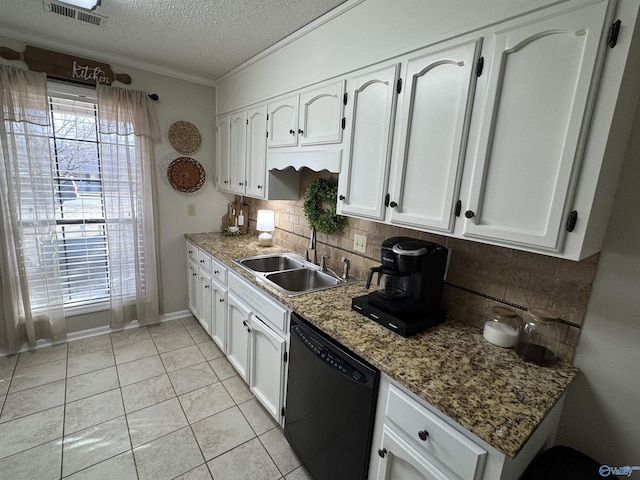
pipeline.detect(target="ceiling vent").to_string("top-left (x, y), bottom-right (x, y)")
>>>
top-left (43, 1), bottom-right (107, 26)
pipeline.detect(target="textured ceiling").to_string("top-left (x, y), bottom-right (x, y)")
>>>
top-left (0, 0), bottom-right (348, 84)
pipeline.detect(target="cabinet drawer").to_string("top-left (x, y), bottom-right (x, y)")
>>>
top-left (186, 242), bottom-right (198, 263)
top-left (197, 250), bottom-right (212, 273)
top-left (211, 257), bottom-right (228, 285)
top-left (386, 384), bottom-right (486, 480)
top-left (228, 272), bottom-right (288, 334)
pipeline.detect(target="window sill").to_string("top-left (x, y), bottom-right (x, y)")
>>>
top-left (64, 301), bottom-right (110, 318)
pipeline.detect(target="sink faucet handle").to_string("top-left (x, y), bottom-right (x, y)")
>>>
top-left (320, 255), bottom-right (329, 271)
top-left (341, 257), bottom-right (350, 280)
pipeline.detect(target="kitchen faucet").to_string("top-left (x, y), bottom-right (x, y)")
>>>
top-left (306, 227), bottom-right (317, 265)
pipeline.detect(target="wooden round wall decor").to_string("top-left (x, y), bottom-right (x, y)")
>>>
top-left (168, 121), bottom-right (201, 154)
top-left (167, 157), bottom-right (205, 193)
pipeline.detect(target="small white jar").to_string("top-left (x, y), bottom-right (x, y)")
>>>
top-left (483, 306), bottom-right (519, 348)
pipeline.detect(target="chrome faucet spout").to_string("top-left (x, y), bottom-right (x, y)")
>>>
top-left (341, 257), bottom-right (350, 280)
top-left (306, 227), bottom-right (317, 264)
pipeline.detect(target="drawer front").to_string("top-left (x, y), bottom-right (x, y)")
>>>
top-left (210, 257), bottom-right (228, 285)
top-left (228, 272), bottom-right (288, 334)
top-left (386, 384), bottom-right (487, 480)
top-left (197, 250), bottom-right (212, 273)
top-left (186, 242), bottom-right (199, 263)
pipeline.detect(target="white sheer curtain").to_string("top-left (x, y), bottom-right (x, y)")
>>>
top-left (96, 84), bottom-right (161, 329)
top-left (0, 65), bottom-right (66, 352)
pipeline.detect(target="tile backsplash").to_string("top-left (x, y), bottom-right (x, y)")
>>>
top-left (239, 169), bottom-right (598, 363)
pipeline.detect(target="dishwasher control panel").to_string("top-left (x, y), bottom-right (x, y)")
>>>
top-left (292, 324), bottom-right (368, 385)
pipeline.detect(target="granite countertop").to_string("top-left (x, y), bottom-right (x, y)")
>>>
top-left (186, 232), bottom-right (578, 459)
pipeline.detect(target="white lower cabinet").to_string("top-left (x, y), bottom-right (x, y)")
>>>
top-left (376, 426), bottom-right (450, 480)
top-left (227, 271), bottom-right (289, 425)
top-left (186, 241), bottom-right (228, 350)
top-left (227, 291), bottom-right (251, 381)
top-left (370, 375), bottom-right (565, 480)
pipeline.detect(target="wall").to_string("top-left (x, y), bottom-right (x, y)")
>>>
top-left (0, 35), bottom-right (233, 332)
top-left (241, 169), bottom-right (597, 363)
top-left (555, 95), bottom-right (640, 464)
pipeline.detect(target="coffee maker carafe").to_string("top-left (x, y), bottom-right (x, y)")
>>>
top-left (352, 237), bottom-right (449, 337)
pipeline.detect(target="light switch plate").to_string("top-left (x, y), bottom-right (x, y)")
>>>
top-left (187, 204), bottom-right (196, 216)
top-left (354, 234), bottom-right (367, 253)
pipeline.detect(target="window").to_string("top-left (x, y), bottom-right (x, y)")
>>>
top-left (47, 84), bottom-right (113, 311)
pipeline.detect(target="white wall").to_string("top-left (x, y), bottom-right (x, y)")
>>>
top-left (0, 35), bottom-right (233, 330)
top-left (556, 96), bottom-right (640, 464)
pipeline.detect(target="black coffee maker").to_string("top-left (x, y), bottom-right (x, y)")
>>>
top-left (352, 237), bottom-right (448, 337)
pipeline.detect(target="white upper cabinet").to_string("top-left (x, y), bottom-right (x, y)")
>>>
top-left (267, 80), bottom-right (346, 149)
top-left (246, 105), bottom-right (268, 198)
top-left (461, 1), bottom-right (610, 251)
top-left (389, 40), bottom-right (481, 233)
top-left (215, 115), bottom-right (230, 191)
top-left (267, 94), bottom-right (299, 148)
top-left (299, 80), bottom-right (345, 146)
top-left (338, 63), bottom-right (400, 221)
top-left (229, 110), bottom-right (247, 195)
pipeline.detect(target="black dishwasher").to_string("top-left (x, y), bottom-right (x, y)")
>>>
top-left (284, 312), bottom-right (379, 480)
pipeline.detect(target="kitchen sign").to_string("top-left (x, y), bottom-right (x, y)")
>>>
top-left (0, 45), bottom-right (131, 86)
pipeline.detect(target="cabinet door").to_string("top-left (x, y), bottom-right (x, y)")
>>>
top-left (388, 40), bottom-right (481, 233)
top-left (248, 315), bottom-right (286, 422)
top-left (229, 110), bottom-right (247, 195)
top-left (211, 278), bottom-right (227, 353)
top-left (375, 426), bottom-right (450, 480)
top-left (246, 105), bottom-right (267, 198)
top-left (462, 1), bottom-right (609, 250)
top-left (197, 270), bottom-right (213, 334)
top-left (338, 64), bottom-right (400, 220)
top-left (298, 80), bottom-right (345, 146)
top-left (226, 292), bottom-right (251, 380)
top-left (267, 95), bottom-right (299, 148)
top-left (215, 115), bottom-right (231, 191)
top-left (187, 259), bottom-right (199, 318)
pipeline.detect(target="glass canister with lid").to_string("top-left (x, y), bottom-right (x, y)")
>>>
top-left (483, 306), bottom-right (519, 348)
top-left (515, 308), bottom-right (561, 366)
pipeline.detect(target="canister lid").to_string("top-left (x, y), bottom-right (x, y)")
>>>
top-left (492, 306), bottom-right (517, 318)
top-left (527, 308), bottom-right (560, 321)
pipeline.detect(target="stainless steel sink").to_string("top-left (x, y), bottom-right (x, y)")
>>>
top-left (237, 255), bottom-right (305, 272)
top-left (265, 268), bottom-right (343, 292)
top-left (233, 253), bottom-right (357, 296)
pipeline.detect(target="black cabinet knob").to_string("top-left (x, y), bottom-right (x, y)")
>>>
top-left (219, 298), bottom-right (224, 303)
top-left (239, 182), bottom-right (243, 186)
top-left (378, 448), bottom-right (387, 458)
top-left (200, 259), bottom-right (204, 263)
top-left (204, 285), bottom-right (209, 289)
top-left (465, 210), bottom-right (475, 219)
top-left (389, 201), bottom-right (398, 208)
top-left (339, 195), bottom-right (345, 200)
top-left (223, 180), bottom-right (228, 184)
top-left (289, 129), bottom-right (295, 135)
top-left (257, 185), bottom-right (263, 189)
top-left (192, 273), bottom-right (197, 277)
top-left (418, 430), bottom-right (429, 441)
top-left (214, 270), bottom-right (219, 274)
top-left (298, 129), bottom-right (304, 134)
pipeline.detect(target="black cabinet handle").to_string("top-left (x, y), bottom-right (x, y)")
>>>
top-left (378, 448), bottom-right (387, 458)
top-left (239, 182), bottom-right (243, 186)
top-left (389, 201), bottom-right (398, 208)
top-left (298, 129), bottom-right (304, 134)
top-left (192, 273), bottom-right (197, 277)
top-left (465, 210), bottom-right (475, 219)
top-left (418, 430), bottom-right (429, 441)
top-left (214, 270), bottom-right (219, 274)
top-left (200, 259), bottom-right (205, 263)
top-left (339, 195), bottom-right (345, 200)
top-left (219, 298), bottom-right (224, 303)
top-left (204, 285), bottom-right (209, 289)
top-left (257, 185), bottom-right (263, 189)
top-left (289, 129), bottom-right (295, 135)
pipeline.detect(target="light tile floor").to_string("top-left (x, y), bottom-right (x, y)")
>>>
top-left (0, 317), bottom-right (312, 480)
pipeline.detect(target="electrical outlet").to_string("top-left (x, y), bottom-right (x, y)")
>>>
top-left (274, 213), bottom-right (280, 227)
top-left (354, 234), bottom-right (367, 253)
top-left (187, 204), bottom-right (196, 216)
